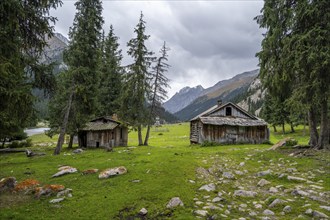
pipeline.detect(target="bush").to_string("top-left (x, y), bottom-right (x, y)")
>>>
top-left (8, 139), bottom-right (32, 148)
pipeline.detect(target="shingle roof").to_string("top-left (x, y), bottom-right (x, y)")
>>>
top-left (80, 117), bottom-right (121, 131)
top-left (200, 116), bottom-right (267, 126)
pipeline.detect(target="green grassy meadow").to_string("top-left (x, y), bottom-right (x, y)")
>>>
top-left (0, 123), bottom-right (329, 219)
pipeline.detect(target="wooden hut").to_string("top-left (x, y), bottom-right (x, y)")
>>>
top-left (78, 117), bottom-right (128, 148)
top-left (190, 101), bottom-right (269, 144)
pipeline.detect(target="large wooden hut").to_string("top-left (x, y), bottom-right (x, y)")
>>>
top-left (190, 101), bottom-right (269, 144)
top-left (78, 117), bottom-right (128, 148)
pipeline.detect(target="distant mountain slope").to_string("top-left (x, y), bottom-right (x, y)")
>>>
top-left (163, 85), bottom-right (204, 113)
top-left (167, 69), bottom-right (259, 121)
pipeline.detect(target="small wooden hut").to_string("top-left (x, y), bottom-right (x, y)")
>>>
top-left (78, 117), bottom-right (128, 148)
top-left (190, 101), bottom-right (269, 144)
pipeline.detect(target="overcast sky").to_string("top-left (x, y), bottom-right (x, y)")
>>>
top-left (50, 0), bottom-right (264, 99)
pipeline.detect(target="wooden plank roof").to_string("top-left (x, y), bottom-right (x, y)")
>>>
top-left (80, 116), bottom-right (121, 131)
top-left (199, 116), bottom-right (267, 126)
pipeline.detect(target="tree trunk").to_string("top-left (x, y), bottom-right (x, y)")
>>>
top-left (290, 122), bottom-right (295, 133)
top-left (54, 89), bottom-right (74, 155)
top-left (316, 97), bottom-right (329, 149)
top-left (144, 125), bottom-right (151, 146)
top-left (68, 133), bottom-right (74, 149)
top-left (273, 125), bottom-right (277, 132)
top-left (282, 123), bottom-right (285, 134)
top-left (308, 106), bottom-right (319, 147)
top-left (137, 125), bottom-right (143, 146)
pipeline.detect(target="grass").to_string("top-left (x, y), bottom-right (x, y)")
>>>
top-left (0, 123), bottom-right (329, 219)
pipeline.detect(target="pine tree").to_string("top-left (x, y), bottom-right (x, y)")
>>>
top-left (256, 0), bottom-right (330, 149)
top-left (144, 42), bottom-right (170, 146)
top-left (0, 0), bottom-right (62, 143)
top-left (53, 0), bottom-right (104, 155)
top-left (99, 25), bottom-right (123, 116)
top-left (119, 12), bottom-right (155, 146)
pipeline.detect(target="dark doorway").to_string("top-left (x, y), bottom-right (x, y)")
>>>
top-left (226, 107), bottom-right (232, 116)
top-left (96, 142), bottom-right (100, 148)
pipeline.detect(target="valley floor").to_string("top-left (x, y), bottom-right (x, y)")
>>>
top-left (0, 123), bottom-right (329, 219)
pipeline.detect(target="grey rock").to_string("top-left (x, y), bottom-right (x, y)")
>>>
top-left (98, 166), bottom-right (127, 179)
top-left (212, 197), bottom-right (223, 203)
top-left (263, 209), bottom-right (275, 215)
top-left (72, 148), bottom-right (83, 154)
top-left (139, 208), bottom-right (148, 216)
top-left (195, 201), bottom-right (203, 205)
top-left (305, 208), bottom-right (313, 215)
top-left (287, 176), bottom-right (306, 182)
top-left (235, 170), bottom-right (244, 175)
top-left (257, 170), bottom-right (271, 177)
top-left (291, 189), bottom-right (309, 197)
top-left (52, 167), bottom-right (78, 178)
top-left (283, 205), bottom-right (292, 213)
top-left (257, 179), bottom-right (270, 187)
top-left (199, 183), bottom-right (216, 192)
top-left (239, 162), bottom-right (245, 166)
top-left (249, 211), bottom-right (257, 216)
top-left (49, 198), bottom-right (64, 203)
top-left (224, 210), bottom-right (230, 215)
top-left (269, 187), bottom-right (279, 193)
top-left (195, 210), bottom-right (208, 217)
top-left (320, 206), bottom-right (330, 212)
top-left (286, 168), bottom-right (297, 173)
top-left (313, 210), bottom-right (329, 218)
top-left (234, 190), bottom-right (257, 198)
top-left (269, 198), bottom-right (283, 208)
top-left (166, 197), bottom-right (184, 208)
top-left (57, 188), bottom-right (72, 197)
top-left (222, 172), bottom-right (235, 179)
top-left (255, 204), bottom-right (263, 209)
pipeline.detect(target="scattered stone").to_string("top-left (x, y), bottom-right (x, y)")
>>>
top-left (235, 170), bottom-right (244, 175)
top-left (189, 180), bottom-right (195, 184)
top-left (166, 197), bottom-right (184, 208)
top-left (196, 167), bottom-right (210, 179)
top-left (98, 166), bottom-right (127, 179)
top-left (269, 198), bottom-right (283, 208)
top-left (239, 218), bottom-right (246, 220)
top-left (139, 208), bottom-right (148, 216)
top-left (286, 168), bottom-right (297, 173)
top-left (310, 185), bottom-right (323, 190)
top-left (234, 190), bottom-right (257, 198)
top-left (249, 211), bottom-right (257, 216)
top-left (194, 210), bottom-right (208, 217)
top-left (320, 206), bottom-right (330, 212)
top-left (0, 177), bottom-right (16, 192)
top-left (263, 209), bottom-right (275, 216)
top-left (278, 173), bottom-right (286, 178)
top-left (305, 208), bottom-right (313, 215)
top-left (52, 166), bottom-right (78, 178)
top-left (291, 189), bottom-right (309, 197)
top-left (313, 210), bottom-right (329, 218)
top-left (131, 179), bottom-right (141, 183)
top-left (257, 179), bottom-right (270, 187)
top-left (220, 214), bottom-right (228, 218)
top-left (195, 201), bottom-right (203, 205)
top-left (82, 169), bottom-right (98, 175)
top-left (287, 176), bottom-right (306, 182)
top-left (269, 187), bottom-right (279, 193)
top-left (224, 210), bottom-right (230, 215)
top-left (257, 170), bottom-right (271, 177)
top-left (222, 172), bottom-right (235, 179)
top-left (212, 197), bottom-right (223, 203)
top-left (283, 205), bottom-right (292, 213)
top-left (255, 204), bottom-right (263, 209)
top-left (57, 188), bottom-right (72, 197)
top-left (199, 183), bottom-right (216, 192)
top-left (49, 198), bottom-right (64, 203)
top-left (239, 162), bottom-right (245, 166)
top-left (72, 148), bottom-right (84, 154)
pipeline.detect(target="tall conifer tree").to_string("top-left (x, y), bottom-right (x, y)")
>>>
top-left (53, 0), bottom-right (104, 155)
top-left (119, 12), bottom-right (155, 145)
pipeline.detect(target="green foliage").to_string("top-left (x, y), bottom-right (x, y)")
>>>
top-left (98, 25), bottom-right (123, 116)
top-left (286, 138), bottom-right (298, 147)
top-left (200, 140), bottom-right (218, 147)
top-left (8, 139), bottom-right (32, 148)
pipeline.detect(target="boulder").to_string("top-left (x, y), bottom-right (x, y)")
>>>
top-left (199, 183), bottom-right (216, 192)
top-left (283, 205), bottom-right (292, 213)
top-left (166, 197), bottom-right (184, 208)
top-left (269, 198), bottom-right (284, 208)
top-left (269, 187), bottom-right (279, 193)
top-left (72, 149), bottom-right (84, 154)
top-left (139, 208), bottom-right (148, 216)
top-left (14, 179), bottom-right (40, 192)
top-left (52, 166), bottom-right (78, 178)
top-left (263, 209), bottom-right (275, 216)
top-left (82, 169), bottom-right (99, 175)
top-left (0, 177), bottom-right (17, 193)
top-left (257, 170), bottom-right (271, 177)
top-left (313, 210), bottom-right (329, 218)
top-left (257, 179), bottom-right (270, 187)
top-left (194, 210), bottom-right (208, 217)
top-left (98, 166), bottom-right (127, 179)
top-left (234, 190), bottom-right (257, 198)
top-left (320, 206), bottom-right (330, 212)
top-left (57, 188), bottom-right (72, 197)
top-left (35, 184), bottom-right (65, 198)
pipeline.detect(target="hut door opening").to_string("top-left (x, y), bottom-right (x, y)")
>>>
top-left (96, 142), bottom-right (100, 148)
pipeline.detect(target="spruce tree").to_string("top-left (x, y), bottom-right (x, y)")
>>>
top-left (119, 12), bottom-right (155, 145)
top-left (99, 25), bottom-right (123, 116)
top-left (144, 42), bottom-right (170, 146)
top-left (53, 0), bottom-right (104, 155)
top-left (0, 0), bottom-right (62, 142)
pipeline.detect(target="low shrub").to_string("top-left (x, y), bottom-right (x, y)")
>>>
top-left (286, 138), bottom-right (298, 146)
top-left (8, 139), bottom-right (32, 148)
